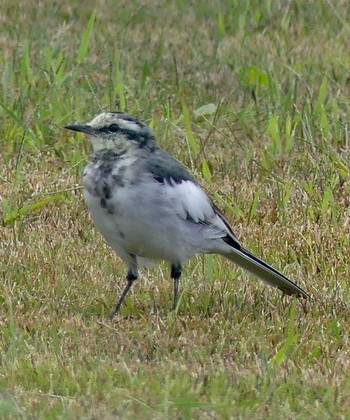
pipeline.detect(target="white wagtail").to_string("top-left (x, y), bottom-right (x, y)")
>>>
top-left (65, 112), bottom-right (310, 319)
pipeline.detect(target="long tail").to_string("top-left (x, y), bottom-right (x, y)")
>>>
top-left (225, 247), bottom-right (310, 298)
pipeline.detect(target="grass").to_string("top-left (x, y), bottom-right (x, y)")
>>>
top-left (1, 0), bottom-right (350, 417)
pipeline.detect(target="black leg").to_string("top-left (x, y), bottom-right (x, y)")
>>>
top-left (170, 263), bottom-right (182, 310)
top-left (109, 269), bottom-right (137, 320)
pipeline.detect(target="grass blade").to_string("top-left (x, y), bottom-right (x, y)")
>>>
top-left (77, 10), bottom-right (97, 63)
top-left (3, 194), bottom-right (67, 226)
top-left (181, 99), bottom-right (199, 156)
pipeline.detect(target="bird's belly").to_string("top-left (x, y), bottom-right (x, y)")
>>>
top-left (83, 187), bottom-right (198, 263)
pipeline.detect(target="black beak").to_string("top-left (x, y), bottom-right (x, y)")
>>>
top-left (64, 124), bottom-right (93, 134)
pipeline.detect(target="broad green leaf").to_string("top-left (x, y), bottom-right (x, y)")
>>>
top-left (194, 103), bottom-right (217, 118)
top-left (238, 66), bottom-right (268, 89)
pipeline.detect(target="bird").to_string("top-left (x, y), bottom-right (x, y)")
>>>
top-left (65, 112), bottom-right (310, 319)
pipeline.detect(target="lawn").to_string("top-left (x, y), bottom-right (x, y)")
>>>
top-left (1, 0), bottom-right (350, 417)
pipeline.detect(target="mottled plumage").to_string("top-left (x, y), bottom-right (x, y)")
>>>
top-left (65, 112), bottom-right (310, 319)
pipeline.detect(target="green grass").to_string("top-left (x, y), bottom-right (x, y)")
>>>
top-left (1, 0), bottom-right (350, 417)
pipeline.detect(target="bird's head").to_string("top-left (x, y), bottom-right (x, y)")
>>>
top-left (65, 112), bottom-right (156, 152)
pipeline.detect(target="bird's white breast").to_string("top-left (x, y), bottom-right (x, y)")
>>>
top-left (83, 152), bottom-right (232, 265)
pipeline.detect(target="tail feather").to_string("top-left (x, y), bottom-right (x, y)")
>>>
top-left (225, 247), bottom-right (310, 298)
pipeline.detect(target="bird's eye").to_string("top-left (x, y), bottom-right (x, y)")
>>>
top-left (108, 124), bottom-right (120, 133)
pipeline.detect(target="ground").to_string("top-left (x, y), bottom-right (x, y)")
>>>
top-left (1, 0), bottom-right (350, 418)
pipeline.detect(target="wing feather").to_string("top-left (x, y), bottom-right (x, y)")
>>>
top-left (146, 148), bottom-right (241, 244)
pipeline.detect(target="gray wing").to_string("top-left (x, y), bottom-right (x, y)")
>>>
top-left (145, 148), bottom-right (241, 245)
top-left (146, 148), bottom-right (196, 184)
